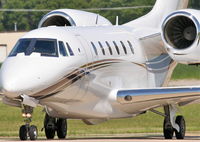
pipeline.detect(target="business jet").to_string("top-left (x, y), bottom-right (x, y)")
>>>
top-left (0, 0), bottom-right (199, 140)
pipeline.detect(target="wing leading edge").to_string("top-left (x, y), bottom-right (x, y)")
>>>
top-left (117, 87), bottom-right (200, 105)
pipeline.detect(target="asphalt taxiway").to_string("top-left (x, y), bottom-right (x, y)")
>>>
top-left (0, 133), bottom-right (200, 142)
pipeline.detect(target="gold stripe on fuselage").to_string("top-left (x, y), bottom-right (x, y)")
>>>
top-left (32, 59), bottom-right (145, 99)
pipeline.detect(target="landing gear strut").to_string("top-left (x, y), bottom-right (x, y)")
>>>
top-left (44, 113), bottom-right (67, 139)
top-left (163, 105), bottom-right (186, 139)
top-left (19, 105), bottom-right (38, 140)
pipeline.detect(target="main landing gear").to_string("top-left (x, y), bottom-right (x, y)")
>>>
top-left (19, 105), bottom-right (38, 140)
top-left (44, 113), bottom-right (67, 139)
top-left (150, 105), bottom-right (186, 140)
top-left (163, 105), bottom-right (186, 139)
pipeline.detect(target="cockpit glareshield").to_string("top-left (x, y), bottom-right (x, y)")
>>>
top-left (9, 38), bottom-right (58, 57)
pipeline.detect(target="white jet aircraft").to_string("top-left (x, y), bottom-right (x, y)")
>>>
top-left (0, 0), bottom-right (199, 140)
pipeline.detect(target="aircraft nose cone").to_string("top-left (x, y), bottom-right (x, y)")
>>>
top-left (0, 68), bottom-right (21, 98)
top-left (0, 59), bottom-right (39, 98)
top-left (0, 57), bottom-right (64, 98)
top-left (0, 79), bottom-right (14, 92)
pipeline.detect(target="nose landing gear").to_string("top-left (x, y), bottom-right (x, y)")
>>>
top-left (18, 106), bottom-right (67, 140)
top-left (19, 105), bottom-right (38, 141)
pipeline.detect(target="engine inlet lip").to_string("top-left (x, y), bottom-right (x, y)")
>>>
top-left (161, 11), bottom-right (200, 53)
top-left (38, 11), bottom-right (76, 28)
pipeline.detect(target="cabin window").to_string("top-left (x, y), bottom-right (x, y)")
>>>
top-left (127, 41), bottom-right (134, 54)
top-left (113, 41), bottom-right (120, 55)
top-left (98, 41), bottom-right (105, 55)
top-left (91, 42), bottom-right (98, 55)
top-left (59, 41), bottom-right (68, 56)
top-left (78, 48), bottom-right (81, 53)
top-left (120, 41), bottom-right (127, 54)
top-left (105, 41), bottom-right (113, 55)
top-left (66, 42), bottom-right (74, 56)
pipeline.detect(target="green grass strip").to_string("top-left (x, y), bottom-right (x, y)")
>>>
top-left (172, 64), bottom-right (200, 80)
top-left (0, 102), bottom-right (200, 137)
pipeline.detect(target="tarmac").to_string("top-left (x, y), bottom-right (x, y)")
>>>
top-left (0, 133), bottom-right (200, 142)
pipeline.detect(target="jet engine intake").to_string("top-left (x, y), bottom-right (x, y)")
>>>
top-left (161, 9), bottom-right (200, 64)
top-left (38, 9), bottom-right (112, 28)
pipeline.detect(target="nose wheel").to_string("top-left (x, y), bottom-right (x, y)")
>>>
top-left (19, 125), bottom-right (28, 140)
top-left (19, 105), bottom-right (38, 141)
top-left (19, 125), bottom-right (38, 140)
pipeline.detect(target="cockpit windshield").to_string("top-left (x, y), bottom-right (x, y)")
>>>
top-left (9, 38), bottom-right (58, 57)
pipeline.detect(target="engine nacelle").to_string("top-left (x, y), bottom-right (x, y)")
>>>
top-left (38, 9), bottom-right (112, 28)
top-left (161, 9), bottom-right (200, 64)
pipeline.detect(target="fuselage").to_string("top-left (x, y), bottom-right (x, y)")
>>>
top-left (0, 25), bottom-right (171, 119)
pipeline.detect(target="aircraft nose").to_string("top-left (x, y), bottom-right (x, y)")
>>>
top-left (0, 61), bottom-right (41, 98)
top-left (1, 79), bottom-right (12, 92)
top-left (0, 57), bottom-right (64, 98)
top-left (0, 68), bottom-right (23, 98)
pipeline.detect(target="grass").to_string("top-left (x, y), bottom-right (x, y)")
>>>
top-left (172, 64), bottom-right (200, 80)
top-left (0, 102), bottom-right (200, 137)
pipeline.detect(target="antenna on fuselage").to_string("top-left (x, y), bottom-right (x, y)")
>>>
top-left (95, 14), bottom-right (99, 25)
top-left (116, 16), bottom-right (119, 26)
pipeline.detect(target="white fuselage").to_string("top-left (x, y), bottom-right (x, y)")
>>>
top-left (0, 25), bottom-right (172, 120)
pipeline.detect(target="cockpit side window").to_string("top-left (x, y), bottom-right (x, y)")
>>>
top-left (66, 42), bottom-right (74, 56)
top-left (59, 41), bottom-right (68, 57)
top-left (9, 39), bottom-right (31, 56)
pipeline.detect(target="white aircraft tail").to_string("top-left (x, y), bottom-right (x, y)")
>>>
top-left (124, 0), bottom-right (189, 28)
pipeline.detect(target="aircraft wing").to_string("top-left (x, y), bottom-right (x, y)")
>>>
top-left (117, 87), bottom-right (200, 108)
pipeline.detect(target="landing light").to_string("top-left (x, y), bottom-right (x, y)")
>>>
top-left (22, 113), bottom-right (32, 118)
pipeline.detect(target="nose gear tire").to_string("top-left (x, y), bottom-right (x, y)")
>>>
top-left (19, 125), bottom-right (28, 140)
top-left (29, 125), bottom-right (38, 140)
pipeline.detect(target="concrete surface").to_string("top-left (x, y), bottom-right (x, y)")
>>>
top-left (0, 133), bottom-right (200, 142)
